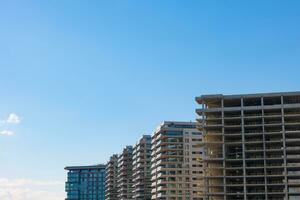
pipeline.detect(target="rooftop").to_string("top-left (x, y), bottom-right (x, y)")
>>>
top-left (196, 91), bottom-right (300, 104)
top-left (65, 164), bottom-right (106, 170)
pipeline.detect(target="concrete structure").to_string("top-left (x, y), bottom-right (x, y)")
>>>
top-left (151, 121), bottom-right (204, 200)
top-left (65, 164), bottom-right (106, 200)
top-left (117, 146), bottom-right (134, 200)
top-left (196, 92), bottom-right (300, 200)
top-left (105, 154), bottom-right (119, 200)
top-left (132, 135), bottom-right (152, 200)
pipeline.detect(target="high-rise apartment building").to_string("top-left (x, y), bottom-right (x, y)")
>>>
top-left (65, 164), bottom-right (106, 200)
top-left (196, 92), bottom-right (300, 200)
top-left (151, 121), bottom-right (204, 200)
top-left (132, 135), bottom-right (152, 200)
top-left (105, 154), bottom-right (119, 200)
top-left (117, 146), bottom-right (134, 200)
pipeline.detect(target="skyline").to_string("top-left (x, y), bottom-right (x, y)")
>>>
top-left (1, 1), bottom-right (300, 199)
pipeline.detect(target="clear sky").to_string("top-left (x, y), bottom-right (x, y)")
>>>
top-left (1, 0), bottom-right (300, 199)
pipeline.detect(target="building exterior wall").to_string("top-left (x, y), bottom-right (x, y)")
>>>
top-left (132, 135), bottom-right (152, 200)
top-left (196, 92), bottom-right (300, 200)
top-left (105, 154), bottom-right (119, 200)
top-left (117, 146), bottom-right (134, 200)
top-left (151, 121), bottom-right (204, 200)
top-left (65, 165), bottom-right (106, 200)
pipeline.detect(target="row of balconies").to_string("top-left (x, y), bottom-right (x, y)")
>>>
top-left (132, 169), bottom-right (151, 177)
top-left (204, 161), bottom-right (288, 169)
top-left (204, 153), bottom-right (293, 160)
top-left (204, 174), bottom-right (286, 178)
top-left (202, 120), bottom-right (288, 126)
top-left (202, 180), bottom-right (287, 187)
top-left (204, 115), bottom-right (300, 123)
top-left (132, 162), bottom-right (150, 170)
top-left (202, 138), bottom-right (300, 146)
top-left (118, 159), bottom-right (133, 168)
top-left (198, 100), bottom-right (300, 112)
top-left (233, 118), bottom-right (279, 129)
top-left (151, 137), bottom-right (183, 148)
top-left (201, 104), bottom-right (300, 113)
top-left (133, 152), bottom-right (151, 160)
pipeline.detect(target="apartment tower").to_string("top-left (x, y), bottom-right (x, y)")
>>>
top-left (196, 92), bottom-right (300, 200)
top-left (132, 135), bottom-right (152, 200)
top-left (151, 121), bottom-right (204, 200)
top-left (105, 154), bottom-right (119, 200)
top-left (65, 164), bottom-right (106, 200)
top-left (117, 146), bottom-right (134, 200)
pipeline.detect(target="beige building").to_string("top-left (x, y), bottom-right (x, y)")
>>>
top-left (196, 92), bottom-right (300, 200)
top-left (117, 146), bottom-right (134, 200)
top-left (151, 121), bottom-right (204, 200)
top-left (132, 135), bottom-right (152, 200)
top-left (105, 154), bottom-right (119, 200)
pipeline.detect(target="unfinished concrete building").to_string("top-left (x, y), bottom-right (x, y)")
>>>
top-left (132, 135), bottom-right (152, 200)
top-left (117, 146), bottom-right (134, 200)
top-left (105, 154), bottom-right (119, 200)
top-left (151, 121), bottom-right (204, 200)
top-left (196, 92), bottom-right (300, 200)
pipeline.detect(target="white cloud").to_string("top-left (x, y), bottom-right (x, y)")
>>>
top-left (0, 113), bottom-right (21, 136)
top-left (0, 130), bottom-right (15, 136)
top-left (0, 178), bottom-right (65, 200)
top-left (6, 113), bottom-right (21, 124)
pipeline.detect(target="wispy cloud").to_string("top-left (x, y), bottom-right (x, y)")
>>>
top-left (6, 113), bottom-right (21, 124)
top-left (0, 178), bottom-right (65, 200)
top-left (0, 113), bottom-right (21, 136)
top-left (0, 130), bottom-right (15, 136)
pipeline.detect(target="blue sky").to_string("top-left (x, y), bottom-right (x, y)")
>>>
top-left (0, 0), bottom-right (300, 199)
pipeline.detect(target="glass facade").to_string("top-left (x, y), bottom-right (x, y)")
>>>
top-left (65, 165), bottom-right (106, 200)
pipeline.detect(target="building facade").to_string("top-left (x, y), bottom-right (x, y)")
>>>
top-left (132, 135), bottom-right (152, 200)
top-left (117, 146), bottom-right (134, 200)
top-left (151, 121), bottom-right (204, 200)
top-left (65, 164), bottom-right (106, 200)
top-left (105, 154), bottom-right (119, 200)
top-left (196, 92), bottom-right (300, 200)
